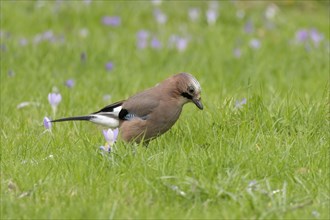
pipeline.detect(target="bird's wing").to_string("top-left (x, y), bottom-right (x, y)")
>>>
top-left (120, 90), bottom-right (160, 121)
top-left (85, 100), bottom-right (125, 128)
top-left (92, 100), bottom-right (124, 114)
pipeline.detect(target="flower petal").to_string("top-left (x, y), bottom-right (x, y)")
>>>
top-left (43, 117), bottom-right (52, 129)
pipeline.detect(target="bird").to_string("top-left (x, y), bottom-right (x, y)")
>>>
top-left (51, 72), bottom-right (203, 143)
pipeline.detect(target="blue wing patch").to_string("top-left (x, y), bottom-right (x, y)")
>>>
top-left (119, 109), bottom-right (148, 121)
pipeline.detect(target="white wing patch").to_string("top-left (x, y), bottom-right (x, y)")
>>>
top-left (112, 106), bottom-right (122, 115)
top-left (90, 106), bottom-right (122, 128)
top-left (90, 115), bottom-right (120, 128)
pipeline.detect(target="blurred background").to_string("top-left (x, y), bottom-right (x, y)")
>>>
top-left (1, 1), bottom-right (329, 219)
top-left (1, 0), bottom-right (329, 118)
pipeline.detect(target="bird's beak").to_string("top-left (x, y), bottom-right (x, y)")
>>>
top-left (193, 98), bottom-right (203, 110)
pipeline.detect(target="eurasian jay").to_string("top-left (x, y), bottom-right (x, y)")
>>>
top-left (51, 72), bottom-right (203, 143)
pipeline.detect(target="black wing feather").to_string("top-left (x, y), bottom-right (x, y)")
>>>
top-left (92, 100), bottom-right (124, 114)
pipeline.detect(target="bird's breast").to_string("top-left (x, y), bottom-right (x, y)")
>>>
top-left (146, 103), bottom-right (182, 136)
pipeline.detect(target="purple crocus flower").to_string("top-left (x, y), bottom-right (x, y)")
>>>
top-left (65, 79), bottom-right (75, 88)
top-left (176, 37), bottom-right (188, 52)
top-left (244, 20), bottom-right (254, 34)
top-left (188, 8), bottom-right (200, 22)
top-left (153, 9), bottom-right (167, 24)
top-left (102, 16), bottom-right (121, 26)
top-left (295, 29), bottom-right (309, 42)
top-left (206, 9), bottom-right (218, 25)
top-left (136, 30), bottom-right (149, 49)
top-left (100, 128), bottom-right (119, 152)
top-left (249, 38), bottom-right (261, 49)
top-left (137, 30), bottom-right (149, 40)
top-left (264, 4), bottom-right (278, 20)
top-left (151, 37), bottom-right (162, 49)
top-left (43, 116), bottom-right (52, 130)
top-left (19, 38), bottom-right (28, 46)
top-left (235, 98), bottom-right (247, 109)
top-left (310, 29), bottom-right (324, 46)
top-left (102, 128), bottom-right (119, 144)
top-left (105, 62), bottom-right (114, 71)
top-left (48, 93), bottom-right (62, 107)
top-left (43, 30), bottom-right (54, 41)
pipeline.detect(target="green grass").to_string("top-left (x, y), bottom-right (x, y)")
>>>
top-left (1, 1), bottom-right (329, 219)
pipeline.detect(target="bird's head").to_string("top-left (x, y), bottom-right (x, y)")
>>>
top-left (174, 73), bottom-right (203, 110)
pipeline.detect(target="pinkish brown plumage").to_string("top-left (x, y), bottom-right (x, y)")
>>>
top-left (51, 73), bottom-right (203, 143)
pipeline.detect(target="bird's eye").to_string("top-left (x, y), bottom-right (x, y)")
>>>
top-left (188, 87), bottom-right (195, 94)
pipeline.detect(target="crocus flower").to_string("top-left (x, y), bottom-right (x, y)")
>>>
top-left (295, 29), bottom-right (309, 42)
top-left (206, 9), bottom-right (218, 25)
top-left (136, 30), bottom-right (149, 49)
top-left (310, 29), bottom-right (324, 46)
top-left (102, 128), bottom-right (119, 145)
top-left (102, 16), bottom-right (121, 26)
top-left (137, 30), bottom-right (149, 40)
top-left (65, 79), bottom-right (75, 88)
top-left (235, 98), bottom-right (247, 109)
top-left (151, 37), bottom-right (162, 49)
top-left (264, 4), bottom-right (278, 20)
top-left (312, 211), bottom-right (320, 218)
top-left (48, 93), bottom-right (62, 115)
top-left (100, 128), bottom-right (119, 152)
top-left (244, 20), bottom-right (254, 34)
top-left (43, 116), bottom-right (52, 130)
top-left (43, 30), bottom-right (54, 41)
top-left (249, 38), bottom-right (261, 49)
top-left (48, 93), bottom-right (62, 106)
top-left (168, 35), bottom-right (189, 52)
top-left (176, 37), bottom-right (188, 52)
top-left (188, 8), bottom-right (200, 22)
top-left (295, 28), bottom-right (324, 49)
top-left (105, 62), bottom-right (114, 71)
top-left (19, 38), bottom-right (28, 46)
top-left (153, 9), bottom-right (167, 24)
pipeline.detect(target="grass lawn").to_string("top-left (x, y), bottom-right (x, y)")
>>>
top-left (1, 1), bottom-right (329, 219)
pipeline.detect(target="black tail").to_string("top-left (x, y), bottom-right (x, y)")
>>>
top-left (51, 115), bottom-right (94, 123)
